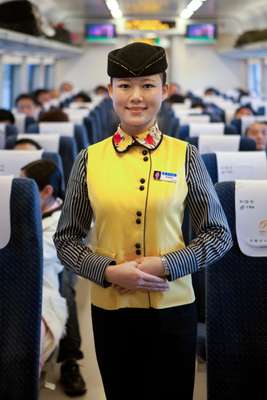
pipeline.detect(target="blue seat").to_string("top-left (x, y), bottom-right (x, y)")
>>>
top-left (26, 123), bottom-right (88, 152)
top-left (5, 135), bottom-right (77, 187)
top-left (0, 177), bottom-right (43, 400)
top-left (179, 124), bottom-right (238, 139)
top-left (207, 181), bottom-right (267, 399)
top-left (186, 136), bottom-right (256, 151)
top-left (201, 153), bottom-right (218, 184)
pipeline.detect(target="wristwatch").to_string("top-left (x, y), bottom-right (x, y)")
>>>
top-left (161, 256), bottom-right (170, 278)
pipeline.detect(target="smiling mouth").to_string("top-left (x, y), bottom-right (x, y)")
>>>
top-left (126, 107), bottom-right (147, 112)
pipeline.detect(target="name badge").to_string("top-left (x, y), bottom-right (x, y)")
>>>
top-left (153, 170), bottom-right (177, 182)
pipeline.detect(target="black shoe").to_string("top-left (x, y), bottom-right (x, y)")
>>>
top-left (60, 359), bottom-right (87, 397)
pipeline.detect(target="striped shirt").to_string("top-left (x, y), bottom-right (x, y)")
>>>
top-left (53, 142), bottom-right (233, 287)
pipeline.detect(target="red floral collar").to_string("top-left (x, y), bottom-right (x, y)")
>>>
top-left (113, 124), bottom-right (162, 153)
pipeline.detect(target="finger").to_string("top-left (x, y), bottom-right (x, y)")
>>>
top-left (137, 280), bottom-right (169, 290)
top-left (140, 271), bottom-right (166, 282)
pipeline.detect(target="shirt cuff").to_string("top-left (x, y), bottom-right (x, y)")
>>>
top-left (164, 246), bottom-right (198, 280)
top-left (79, 252), bottom-right (116, 287)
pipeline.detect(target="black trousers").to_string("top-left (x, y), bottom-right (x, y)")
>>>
top-left (92, 303), bottom-right (197, 400)
top-left (57, 269), bottom-right (84, 362)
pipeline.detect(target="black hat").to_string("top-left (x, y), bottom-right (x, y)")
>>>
top-left (107, 42), bottom-right (168, 78)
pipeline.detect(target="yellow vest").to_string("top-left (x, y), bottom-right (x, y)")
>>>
top-left (87, 134), bottom-right (195, 310)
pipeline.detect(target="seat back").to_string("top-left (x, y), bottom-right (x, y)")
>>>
top-left (207, 181), bottom-right (267, 399)
top-left (186, 136), bottom-right (256, 153)
top-left (0, 177), bottom-right (43, 400)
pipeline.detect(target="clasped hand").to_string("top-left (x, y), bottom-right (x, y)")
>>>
top-left (104, 257), bottom-right (169, 294)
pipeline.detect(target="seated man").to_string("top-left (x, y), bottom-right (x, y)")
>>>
top-left (245, 121), bottom-right (267, 150)
top-left (20, 160), bottom-right (68, 369)
top-left (15, 93), bottom-right (40, 119)
top-left (14, 138), bottom-right (42, 151)
top-left (20, 154), bottom-right (87, 397)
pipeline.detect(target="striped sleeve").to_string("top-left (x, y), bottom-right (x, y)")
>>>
top-left (53, 149), bottom-right (114, 287)
top-left (164, 144), bottom-right (233, 280)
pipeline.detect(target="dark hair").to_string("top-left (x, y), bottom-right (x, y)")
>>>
top-left (0, 109), bottom-right (15, 124)
top-left (33, 89), bottom-right (50, 105)
top-left (245, 120), bottom-right (267, 136)
top-left (73, 91), bottom-right (92, 103)
top-left (167, 94), bottom-right (185, 104)
top-left (21, 159), bottom-right (63, 199)
top-left (39, 108), bottom-right (69, 122)
top-left (94, 85), bottom-right (108, 94)
top-left (15, 93), bottom-right (36, 105)
top-left (14, 138), bottom-right (42, 150)
top-left (234, 105), bottom-right (255, 116)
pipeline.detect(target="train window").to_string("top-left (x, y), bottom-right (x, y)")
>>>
top-left (2, 64), bottom-right (20, 109)
top-left (248, 60), bottom-right (261, 97)
top-left (28, 64), bottom-right (40, 92)
top-left (44, 64), bottom-right (54, 89)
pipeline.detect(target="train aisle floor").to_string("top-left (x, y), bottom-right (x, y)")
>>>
top-left (40, 277), bottom-right (207, 400)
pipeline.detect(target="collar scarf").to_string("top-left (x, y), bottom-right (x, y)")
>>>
top-left (112, 123), bottom-right (162, 153)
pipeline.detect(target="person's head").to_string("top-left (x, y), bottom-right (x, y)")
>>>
top-left (191, 100), bottom-right (205, 112)
top-left (94, 85), bottom-right (109, 97)
top-left (234, 105), bottom-right (254, 119)
top-left (72, 91), bottom-right (92, 103)
top-left (245, 122), bottom-right (267, 150)
top-left (107, 42), bottom-right (168, 136)
top-left (13, 138), bottom-right (42, 151)
top-left (168, 82), bottom-right (182, 97)
top-left (0, 109), bottom-right (15, 124)
top-left (21, 159), bottom-right (63, 212)
top-left (204, 87), bottom-right (219, 96)
top-left (15, 94), bottom-right (38, 117)
top-left (167, 94), bottom-right (185, 104)
top-left (33, 89), bottom-right (51, 106)
top-left (60, 81), bottom-right (74, 93)
top-left (39, 108), bottom-right (69, 122)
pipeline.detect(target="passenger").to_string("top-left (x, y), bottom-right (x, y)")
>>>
top-left (245, 121), bottom-right (267, 150)
top-left (234, 105), bottom-right (255, 119)
top-left (33, 89), bottom-right (51, 110)
top-left (54, 42), bottom-right (232, 400)
top-left (39, 108), bottom-right (69, 122)
top-left (72, 91), bottom-right (92, 103)
top-left (166, 93), bottom-right (185, 103)
top-left (20, 160), bottom-right (68, 370)
top-left (168, 81), bottom-right (183, 96)
top-left (94, 85), bottom-right (109, 97)
top-left (15, 93), bottom-right (40, 119)
top-left (59, 81), bottom-right (74, 95)
top-left (13, 138), bottom-right (42, 151)
top-left (0, 109), bottom-right (15, 124)
top-left (15, 136), bottom-right (87, 397)
top-left (204, 87), bottom-right (220, 96)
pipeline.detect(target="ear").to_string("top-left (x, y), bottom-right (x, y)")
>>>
top-left (162, 84), bottom-right (169, 101)
top-left (40, 184), bottom-right (53, 199)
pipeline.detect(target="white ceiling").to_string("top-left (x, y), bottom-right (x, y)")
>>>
top-left (34, 0), bottom-right (267, 32)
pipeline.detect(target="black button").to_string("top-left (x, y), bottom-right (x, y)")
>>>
top-left (142, 150), bottom-right (148, 155)
top-left (139, 186), bottom-right (145, 191)
top-left (143, 156), bottom-right (148, 162)
top-left (140, 178), bottom-right (145, 184)
top-left (135, 243), bottom-right (141, 248)
top-left (136, 211), bottom-right (142, 216)
top-left (136, 218), bottom-right (141, 224)
top-left (136, 249), bottom-right (142, 255)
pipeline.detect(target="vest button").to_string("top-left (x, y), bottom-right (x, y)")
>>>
top-left (136, 211), bottom-right (142, 216)
top-left (139, 185), bottom-right (145, 191)
top-left (140, 178), bottom-right (145, 184)
top-left (136, 249), bottom-right (142, 255)
top-left (135, 243), bottom-right (141, 248)
top-left (142, 150), bottom-right (148, 155)
top-left (143, 156), bottom-right (148, 162)
top-left (136, 218), bottom-right (141, 224)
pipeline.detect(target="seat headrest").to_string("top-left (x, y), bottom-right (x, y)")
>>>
top-left (0, 149), bottom-right (43, 176)
top-left (199, 135), bottom-right (240, 154)
top-left (190, 122), bottom-right (224, 137)
top-left (0, 176), bottom-right (13, 249)
top-left (216, 151), bottom-right (267, 182)
top-left (18, 134), bottom-right (59, 152)
top-left (39, 122), bottom-right (74, 136)
top-left (236, 180), bottom-right (267, 256)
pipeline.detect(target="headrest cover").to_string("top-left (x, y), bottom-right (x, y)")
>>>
top-left (0, 176), bottom-right (13, 249)
top-left (108, 42), bottom-right (168, 78)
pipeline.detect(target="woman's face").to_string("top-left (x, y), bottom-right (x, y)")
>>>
top-left (108, 74), bottom-right (168, 135)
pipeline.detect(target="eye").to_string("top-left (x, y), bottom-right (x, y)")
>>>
top-left (143, 83), bottom-right (155, 89)
top-left (118, 83), bottom-right (130, 89)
